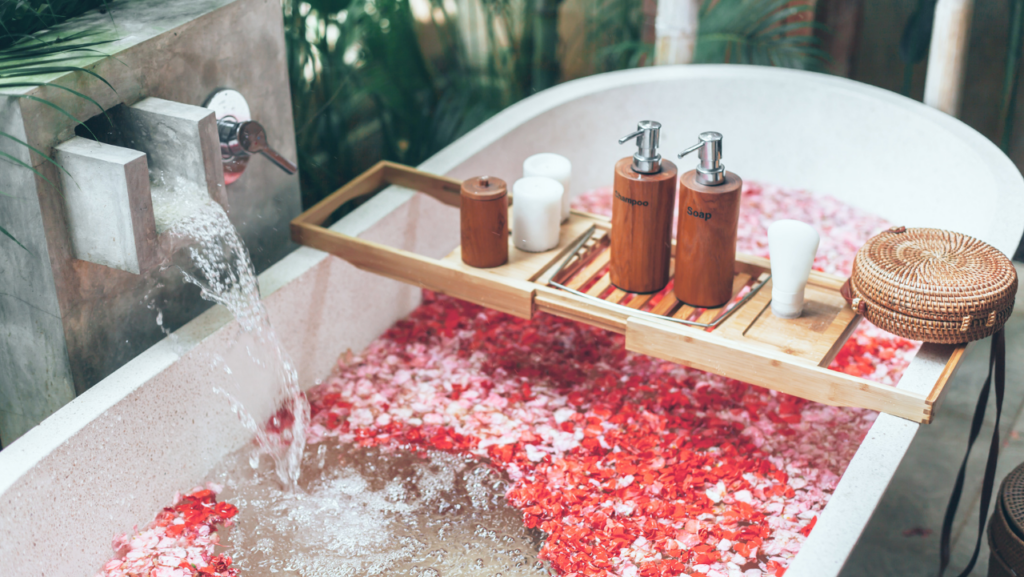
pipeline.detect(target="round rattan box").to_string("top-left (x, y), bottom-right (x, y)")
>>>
top-left (846, 227), bottom-right (1017, 344)
top-left (989, 463), bottom-right (1024, 576)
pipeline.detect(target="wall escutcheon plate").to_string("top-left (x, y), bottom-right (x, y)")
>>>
top-left (204, 89), bottom-right (252, 185)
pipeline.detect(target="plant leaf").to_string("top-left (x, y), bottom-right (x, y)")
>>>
top-left (0, 147), bottom-right (58, 189)
top-left (6, 93), bottom-right (99, 139)
top-left (1, 64), bottom-right (118, 96)
top-left (0, 223), bottom-right (28, 251)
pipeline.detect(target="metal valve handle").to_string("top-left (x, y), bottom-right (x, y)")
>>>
top-left (205, 89), bottom-right (297, 185)
top-left (235, 120), bottom-right (298, 174)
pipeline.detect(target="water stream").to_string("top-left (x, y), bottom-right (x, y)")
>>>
top-left (156, 171), bottom-right (309, 488)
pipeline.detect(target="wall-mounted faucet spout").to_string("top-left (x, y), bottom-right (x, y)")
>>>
top-left (55, 97), bottom-right (228, 274)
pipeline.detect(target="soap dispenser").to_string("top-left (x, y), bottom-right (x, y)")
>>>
top-left (674, 132), bottom-right (742, 307)
top-left (610, 121), bottom-right (679, 294)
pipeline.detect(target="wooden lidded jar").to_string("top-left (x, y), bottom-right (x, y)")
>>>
top-left (460, 176), bottom-right (509, 268)
top-left (610, 121), bottom-right (679, 294)
top-left (674, 132), bottom-right (742, 308)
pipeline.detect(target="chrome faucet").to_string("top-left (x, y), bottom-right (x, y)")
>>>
top-left (205, 89), bottom-right (297, 184)
top-left (217, 116), bottom-right (298, 175)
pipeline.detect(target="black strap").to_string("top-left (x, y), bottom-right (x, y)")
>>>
top-left (939, 328), bottom-right (1006, 577)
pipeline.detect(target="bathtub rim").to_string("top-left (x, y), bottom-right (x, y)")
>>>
top-left (4, 64), bottom-right (1020, 576)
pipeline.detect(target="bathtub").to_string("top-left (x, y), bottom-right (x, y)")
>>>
top-left (1, 65), bottom-right (1021, 577)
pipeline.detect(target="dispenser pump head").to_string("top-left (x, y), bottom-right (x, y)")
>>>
top-left (618, 121), bottom-right (663, 174)
top-left (678, 131), bottom-right (725, 186)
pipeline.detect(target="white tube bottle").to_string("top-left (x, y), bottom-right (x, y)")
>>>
top-left (768, 220), bottom-right (820, 319)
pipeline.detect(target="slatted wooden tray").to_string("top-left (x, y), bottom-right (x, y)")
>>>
top-left (291, 161), bottom-right (967, 423)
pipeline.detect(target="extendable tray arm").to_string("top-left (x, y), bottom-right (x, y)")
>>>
top-left (290, 161), bottom-right (537, 318)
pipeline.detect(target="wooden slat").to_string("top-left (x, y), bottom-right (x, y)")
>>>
top-left (554, 242), bottom-right (601, 285)
top-left (817, 314), bottom-right (863, 368)
top-left (625, 293), bottom-right (654, 310)
top-left (694, 273), bottom-right (752, 325)
top-left (566, 250), bottom-right (610, 290)
top-left (586, 275), bottom-right (612, 297)
top-left (930, 344), bottom-right (969, 404)
top-left (650, 294), bottom-right (681, 317)
top-left (625, 316), bottom-right (931, 423)
top-left (924, 343), bottom-right (970, 420)
top-left (571, 210), bottom-right (612, 229)
top-left (606, 289), bottom-right (628, 305)
top-left (673, 304), bottom-right (697, 321)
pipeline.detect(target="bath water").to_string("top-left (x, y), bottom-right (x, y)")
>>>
top-left (210, 442), bottom-right (547, 576)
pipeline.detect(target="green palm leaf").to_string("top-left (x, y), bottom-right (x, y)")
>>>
top-left (0, 224), bottom-right (29, 251)
top-left (0, 132), bottom-right (77, 184)
top-left (695, 0), bottom-right (827, 69)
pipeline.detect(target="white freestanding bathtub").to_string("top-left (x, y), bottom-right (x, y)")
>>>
top-left (1, 66), bottom-right (1021, 577)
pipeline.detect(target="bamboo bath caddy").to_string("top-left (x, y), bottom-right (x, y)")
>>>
top-left (291, 161), bottom-right (967, 424)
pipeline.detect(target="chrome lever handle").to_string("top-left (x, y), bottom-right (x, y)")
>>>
top-left (236, 120), bottom-right (297, 174)
top-left (258, 148), bottom-right (298, 174)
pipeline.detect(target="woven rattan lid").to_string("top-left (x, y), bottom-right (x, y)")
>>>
top-left (849, 227), bottom-right (1017, 344)
top-left (1002, 462), bottom-right (1024, 540)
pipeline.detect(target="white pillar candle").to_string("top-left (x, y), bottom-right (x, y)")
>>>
top-left (512, 177), bottom-right (563, 253)
top-left (523, 153), bottom-right (572, 222)
top-left (768, 220), bottom-right (820, 319)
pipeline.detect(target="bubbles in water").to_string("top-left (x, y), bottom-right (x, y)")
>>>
top-left (211, 444), bottom-right (550, 576)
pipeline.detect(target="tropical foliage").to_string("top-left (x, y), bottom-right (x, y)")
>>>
top-left (288, 0), bottom-right (825, 207)
top-left (0, 0), bottom-right (826, 248)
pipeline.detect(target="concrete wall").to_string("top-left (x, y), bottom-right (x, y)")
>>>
top-left (0, 0), bottom-right (301, 445)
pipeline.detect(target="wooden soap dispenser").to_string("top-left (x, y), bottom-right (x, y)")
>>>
top-left (674, 132), bottom-right (742, 307)
top-left (610, 121), bottom-right (679, 293)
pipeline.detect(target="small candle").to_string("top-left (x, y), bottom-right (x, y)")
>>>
top-left (523, 153), bottom-right (572, 222)
top-left (512, 177), bottom-right (563, 252)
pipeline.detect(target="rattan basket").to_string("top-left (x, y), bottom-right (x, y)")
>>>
top-left (989, 531), bottom-right (1017, 577)
top-left (989, 463), bottom-right (1024, 575)
top-left (846, 227), bottom-right (1017, 344)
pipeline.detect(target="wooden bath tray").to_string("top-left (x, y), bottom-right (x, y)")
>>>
top-left (291, 161), bottom-right (966, 424)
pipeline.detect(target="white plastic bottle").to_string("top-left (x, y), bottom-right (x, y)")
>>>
top-left (768, 220), bottom-right (820, 319)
